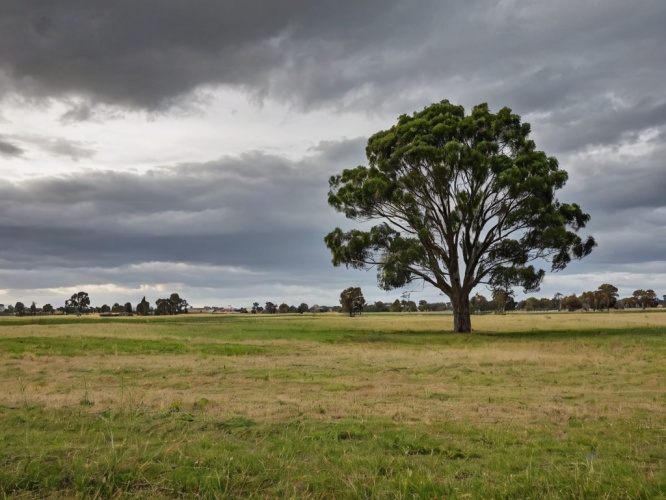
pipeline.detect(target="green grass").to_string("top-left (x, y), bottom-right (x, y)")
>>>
top-left (0, 312), bottom-right (664, 498)
top-left (0, 336), bottom-right (266, 357)
top-left (1, 405), bottom-right (663, 498)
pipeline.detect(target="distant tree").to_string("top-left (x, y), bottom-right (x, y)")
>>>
top-left (100, 304), bottom-right (111, 313)
top-left (29, 301), bottom-right (37, 315)
top-left (298, 303), bottom-right (309, 314)
top-left (14, 301), bottom-right (25, 316)
top-left (155, 298), bottom-right (172, 315)
top-left (418, 300), bottom-right (430, 312)
top-left (264, 302), bottom-right (277, 314)
top-left (124, 302), bottom-right (133, 314)
top-left (402, 300), bottom-right (417, 312)
top-left (42, 303), bottom-right (54, 314)
top-left (390, 299), bottom-right (402, 312)
top-left (427, 302), bottom-right (450, 312)
top-left (524, 297), bottom-right (540, 312)
top-left (170, 293), bottom-right (189, 314)
top-left (553, 292), bottom-right (564, 311)
top-left (67, 291), bottom-right (90, 316)
top-left (310, 304), bottom-right (321, 313)
top-left (491, 289), bottom-right (512, 314)
top-left (278, 303), bottom-right (289, 314)
top-left (111, 303), bottom-right (124, 313)
top-left (251, 302), bottom-right (260, 314)
top-left (472, 293), bottom-right (493, 313)
top-left (597, 284), bottom-right (618, 310)
top-left (489, 272), bottom-right (518, 314)
top-left (562, 294), bottom-right (583, 311)
top-left (374, 301), bottom-right (389, 312)
top-left (633, 289), bottom-right (657, 309)
top-left (136, 296), bottom-right (150, 316)
top-left (580, 290), bottom-right (597, 311)
top-left (339, 287), bottom-right (365, 316)
top-left (154, 293), bottom-right (190, 315)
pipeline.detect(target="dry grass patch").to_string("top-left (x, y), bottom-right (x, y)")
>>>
top-left (0, 312), bottom-right (664, 497)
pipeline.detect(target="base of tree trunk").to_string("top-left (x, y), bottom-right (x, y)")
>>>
top-left (453, 315), bottom-right (472, 333)
top-left (452, 294), bottom-right (472, 333)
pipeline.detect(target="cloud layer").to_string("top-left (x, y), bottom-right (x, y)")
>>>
top-left (0, 1), bottom-right (665, 307)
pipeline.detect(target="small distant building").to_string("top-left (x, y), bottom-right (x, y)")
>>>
top-left (188, 307), bottom-right (208, 314)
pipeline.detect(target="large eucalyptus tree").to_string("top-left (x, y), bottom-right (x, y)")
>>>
top-left (325, 101), bottom-right (595, 332)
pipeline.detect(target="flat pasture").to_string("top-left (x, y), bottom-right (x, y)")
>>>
top-left (0, 311), bottom-right (664, 498)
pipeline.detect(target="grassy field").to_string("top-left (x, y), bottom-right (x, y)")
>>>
top-left (0, 311), bottom-right (664, 498)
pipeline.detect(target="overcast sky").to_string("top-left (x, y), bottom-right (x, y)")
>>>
top-left (1, 0), bottom-right (665, 309)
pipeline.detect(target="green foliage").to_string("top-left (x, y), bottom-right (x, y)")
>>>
top-left (14, 301), bottom-right (25, 316)
top-left (135, 296), bottom-right (150, 316)
top-left (633, 289), bottom-right (658, 309)
top-left (339, 287), bottom-right (365, 316)
top-left (155, 293), bottom-right (189, 315)
top-left (325, 100), bottom-right (595, 331)
top-left (66, 291), bottom-right (90, 315)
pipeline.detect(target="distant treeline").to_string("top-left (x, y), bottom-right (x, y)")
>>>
top-left (1, 284), bottom-right (663, 317)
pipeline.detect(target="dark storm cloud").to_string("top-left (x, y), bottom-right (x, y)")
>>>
top-left (0, 0), bottom-right (418, 110)
top-left (2, 1), bottom-right (665, 179)
top-left (2, 0), bottom-right (661, 115)
top-left (0, 226), bottom-right (330, 272)
top-left (0, 143), bottom-right (362, 271)
top-left (0, 141), bottom-right (380, 305)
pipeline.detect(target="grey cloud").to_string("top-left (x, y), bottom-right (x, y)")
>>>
top-left (2, 0), bottom-right (666, 307)
top-left (59, 102), bottom-right (93, 123)
top-left (585, 216), bottom-right (666, 266)
top-left (0, 144), bottom-right (355, 269)
top-left (0, 144), bottom-right (361, 237)
top-left (528, 99), bottom-right (666, 154)
top-left (2, 0), bottom-right (661, 119)
top-left (0, 137), bottom-right (24, 156)
top-left (0, 0), bottom-right (408, 110)
top-left (561, 138), bottom-right (666, 213)
top-left (308, 137), bottom-right (367, 166)
top-left (0, 134), bottom-right (96, 160)
top-left (0, 228), bottom-right (328, 282)
top-left (25, 136), bottom-right (96, 160)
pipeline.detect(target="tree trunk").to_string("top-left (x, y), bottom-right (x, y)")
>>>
top-left (452, 293), bottom-right (472, 333)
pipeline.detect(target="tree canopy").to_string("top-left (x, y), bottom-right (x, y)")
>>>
top-left (339, 287), bottom-right (365, 317)
top-left (325, 100), bottom-right (595, 332)
top-left (136, 296), bottom-right (150, 316)
top-left (155, 293), bottom-right (189, 315)
top-left (66, 291), bottom-right (90, 316)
